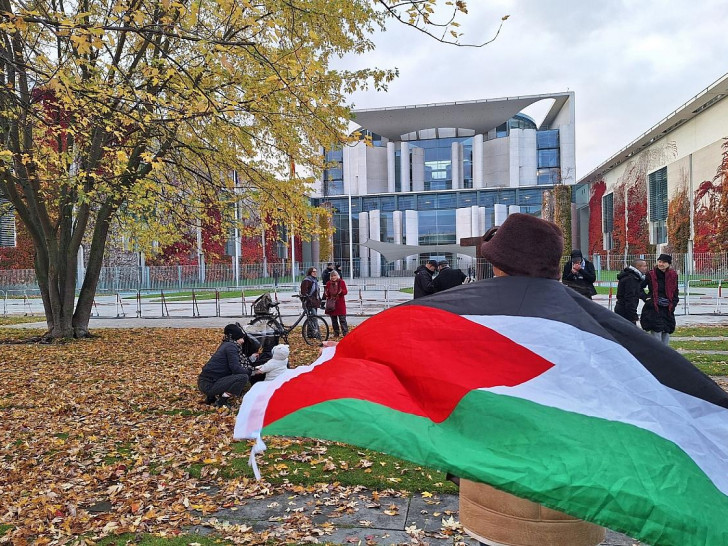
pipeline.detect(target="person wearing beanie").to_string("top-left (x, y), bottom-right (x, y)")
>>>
top-left (640, 254), bottom-right (679, 345)
top-left (561, 249), bottom-right (597, 299)
top-left (413, 259), bottom-right (438, 299)
top-left (433, 260), bottom-right (466, 293)
top-left (252, 344), bottom-right (290, 382)
top-left (197, 323), bottom-right (254, 407)
top-left (461, 214), bottom-right (606, 546)
top-left (614, 259), bottom-right (649, 324)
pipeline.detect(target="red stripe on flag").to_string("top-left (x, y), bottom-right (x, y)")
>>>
top-left (264, 305), bottom-right (553, 426)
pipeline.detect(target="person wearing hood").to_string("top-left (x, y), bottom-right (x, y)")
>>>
top-left (413, 260), bottom-right (438, 299)
top-left (252, 344), bottom-right (290, 382)
top-left (614, 259), bottom-right (648, 324)
top-left (640, 254), bottom-right (679, 345)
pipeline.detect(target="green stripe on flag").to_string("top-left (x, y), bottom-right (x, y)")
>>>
top-left (263, 390), bottom-right (728, 546)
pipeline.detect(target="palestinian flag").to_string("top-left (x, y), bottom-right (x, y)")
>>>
top-left (234, 276), bottom-right (728, 545)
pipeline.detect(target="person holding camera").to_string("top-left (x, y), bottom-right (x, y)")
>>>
top-left (562, 249), bottom-right (597, 299)
top-left (640, 254), bottom-right (679, 345)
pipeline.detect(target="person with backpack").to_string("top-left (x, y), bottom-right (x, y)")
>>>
top-left (300, 266), bottom-right (321, 314)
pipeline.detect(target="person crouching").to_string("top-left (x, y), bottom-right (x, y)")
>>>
top-left (198, 324), bottom-right (254, 407)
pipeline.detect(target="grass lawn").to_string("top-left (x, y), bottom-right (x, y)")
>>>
top-left (96, 533), bottom-right (232, 545)
top-left (674, 326), bottom-right (728, 337)
top-left (0, 315), bottom-right (45, 326)
top-left (678, 353), bottom-right (728, 376)
top-left (672, 340), bottom-right (728, 351)
top-left (138, 288), bottom-right (271, 301)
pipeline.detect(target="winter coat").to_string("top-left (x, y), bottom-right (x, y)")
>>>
top-left (323, 279), bottom-right (348, 316)
top-left (614, 266), bottom-right (647, 323)
top-left (413, 266), bottom-right (435, 299)
top-left (640, 267), bottom-right (679, 333)
top-left (562, 259), bottom-right (597, 298)
top-left (321, 267), bottom-right (333, 285)
top-left (199, 341), bottom-right (249, 382)
top-left (433, 266), bottom-right (466, 292)
top-left (300, 275), bottom-right (321, 309)
top-left (255, 356), bottom-right (288, 382)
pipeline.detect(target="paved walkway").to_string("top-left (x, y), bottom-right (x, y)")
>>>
top-left (188, 490), bottom-right (640, 545)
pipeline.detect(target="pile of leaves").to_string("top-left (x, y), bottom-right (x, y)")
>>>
top-left (0, 328), bottom-right (455, 545)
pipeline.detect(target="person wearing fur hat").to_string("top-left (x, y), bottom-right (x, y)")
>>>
top-left (458, 213), bottom-right (606, 546)
top-left (640, 254), bottom-right (679, 345)
top-left (252, 344), bottom-right (290, 382)
top-left (562, 249), bottom-right (597, 299)
top-left (197, 323), bottom-right (257, 407)
top-left (615, 259), bottom-right (648, 324)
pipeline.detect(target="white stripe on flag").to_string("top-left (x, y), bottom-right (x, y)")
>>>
top-left (464, 315), bottom-right (728, 496)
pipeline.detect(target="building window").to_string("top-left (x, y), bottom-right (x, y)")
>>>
top-left (323, 148), bottom-right (344, 196)
top-left (0, 199), bottom-right (15, 248)
top-left (537, 129), bottom-right (560, 171)
top-left (537, 168), bottom-right (560, 185)
top-left (602, 193), bottom-right (614, 250)
top-left (537, 129), bottom-right (559, 149)
top-left (538, 149), bottom-right (559, 169)
top-left (648, 167), bottom-right (668, 245)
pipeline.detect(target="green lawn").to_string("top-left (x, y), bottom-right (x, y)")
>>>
top-left (672, 340), bottom-right (728, 351)
top-left (674, 326), bottom-right (728, 337)
top-left (0, 315), bottom-right (45, 326)
top-left (138, 288), bottom-right (271, 301)
top-left (681, 353), bottom-right (728, 376)
top-left (96, 533), bottom-right (232, 545)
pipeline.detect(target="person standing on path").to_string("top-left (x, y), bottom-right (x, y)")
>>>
top-left (321, 263), bottom-right (334, 285)
top-left (323, 270), bottom-right (349, 337)
top-left (433, 260), bottom-right (466, 292)
top-left (413, 260), bottom-right (438, 299)
top-left (562, 249), bottom-right (597, 299)
top-left (640, 254), bottom-right (679, 345)
top-left (614, 259), bottom-right (648, 324)
top-left (300, 267), bottom-right (321, 315)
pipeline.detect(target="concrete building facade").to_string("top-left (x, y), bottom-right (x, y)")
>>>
top-left (578, 72), bottom-right (728, 260)
top-left (309, 93), bottom-right (576, 277)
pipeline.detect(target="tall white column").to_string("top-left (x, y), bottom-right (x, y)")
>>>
top-left (387, 142), bottom-right (396, 193)
top-left (411, 147), bottom-right (425, 192)
top-left (471, 206), bottom-right (481, 236)
top-left (494, 204), bottom-right (508, 226)
top-left (473, 134), bottom-right (484, 189)
top-left (400, 142), bottom-right (410, 192)
top-left (479, 206), bottom-right (487, 234)
top-left (456, 207), bottom-right (472, 268)
top-left (405, 209), bottom-right (419, 269)
top-left (393, 210), bottom-right (403, 271)
top-left (451, 142), bottom-right (463, 189)
top-left (358, 211), bottom-right (370, 277)
top-left (508, 205), bottom-right (521, 216)
top-left (509, 130), bottom-right (521, 188)
top-left (369, 209), bottom-right (381, 278)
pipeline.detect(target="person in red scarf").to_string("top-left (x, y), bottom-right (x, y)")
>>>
top-left (640, 254), bottom-right (679, 345)
top-left (323, 270), bottom-right (348, 337)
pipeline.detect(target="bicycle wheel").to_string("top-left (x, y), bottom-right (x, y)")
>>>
top-left (302, 316), bottom-right (329, 346)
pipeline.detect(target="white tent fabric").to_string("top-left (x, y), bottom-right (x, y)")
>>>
top-left (360, 239), bottom-right (476, 262)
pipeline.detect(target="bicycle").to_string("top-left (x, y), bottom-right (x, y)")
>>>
top-left (248, 294), bottom-right (330, 346)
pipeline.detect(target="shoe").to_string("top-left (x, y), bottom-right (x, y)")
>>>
top-left (204, 394), bottom-right (216, 405)
top-left (333, 332), bottom-right (340, 338)
top-left (214, 396), bottom-right (233, 408)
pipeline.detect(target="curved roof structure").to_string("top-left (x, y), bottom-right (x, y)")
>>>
top-left (351, 92), bottom-right (572, 141)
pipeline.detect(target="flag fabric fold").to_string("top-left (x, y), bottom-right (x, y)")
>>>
top-left (234, 276), bottom-right (728, 545)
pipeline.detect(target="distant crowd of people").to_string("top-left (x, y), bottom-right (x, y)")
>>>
top-left (413, 249), bottom-right (678, 346)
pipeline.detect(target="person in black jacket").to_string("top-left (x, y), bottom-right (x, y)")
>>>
top-left (413, 260), bottom-right (438, 299)
top-left (562, 249), bottom-right (597, 299)
top-left (614, 259), bottom-right (648, 324)
top-left (321, 263), bottom-right (334, 285)
top-left (433, 260), bottom-right (466, 292)
top-left (198, 324), bottom-right (258, 407)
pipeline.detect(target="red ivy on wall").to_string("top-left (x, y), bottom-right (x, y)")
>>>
top-left (588, 180), bottom-right (606, 255)
top-left (625, 172), bottom-right (652, 254)
top-left (694, 139), bottom-right (728, 253)
top-left (0, 216), bottom-right (35, 269)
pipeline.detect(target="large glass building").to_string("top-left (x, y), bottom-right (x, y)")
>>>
top-left (307, 92), bottom-right (576, 277)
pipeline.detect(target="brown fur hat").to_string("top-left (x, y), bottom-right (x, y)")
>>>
top-left (480, 213), bottom-right (564, 279)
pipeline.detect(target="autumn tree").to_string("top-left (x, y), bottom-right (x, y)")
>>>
top-left (0, 0), bottom-right (501, 339)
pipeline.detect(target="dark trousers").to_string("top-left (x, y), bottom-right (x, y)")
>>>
top-left (330, 315), bottom-right (348, 336)
top-left (198, 373), bottom-right (250, 400)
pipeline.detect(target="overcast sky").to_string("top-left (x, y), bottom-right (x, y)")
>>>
top-left (340, 0), bottom-right (728, 180)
